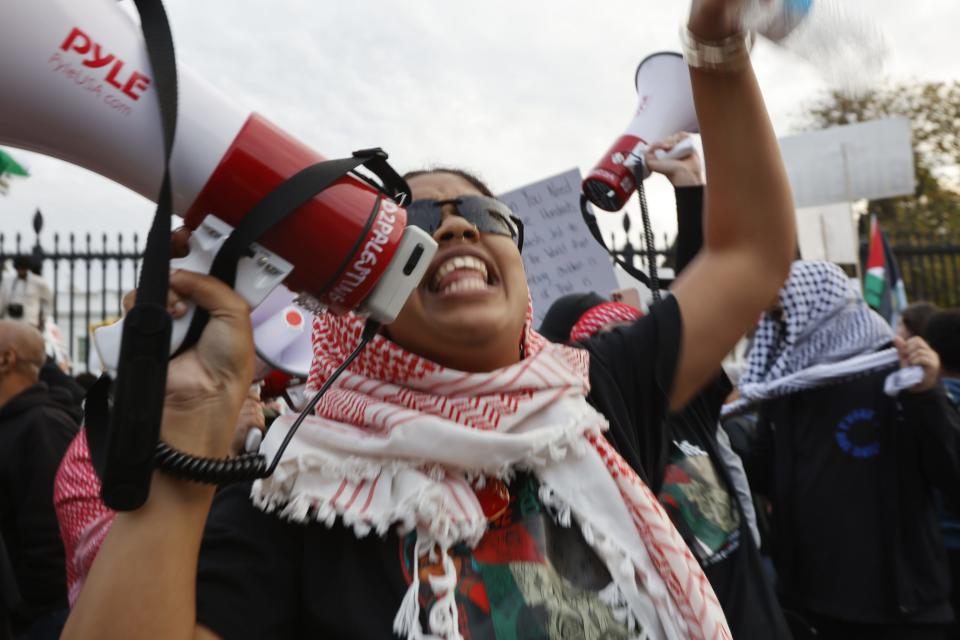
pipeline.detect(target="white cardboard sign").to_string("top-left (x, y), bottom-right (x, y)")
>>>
top-left (779, 117), bottom-right (915, 209)
top-left (499, 168), bottom-right (620, 326)
top-left (795, 202), bottom-right (859, 264)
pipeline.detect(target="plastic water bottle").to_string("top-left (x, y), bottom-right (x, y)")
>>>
top-left (742, 0), bottom-right (887, 93)
top-left (742, 0), bottom-right (814, 42)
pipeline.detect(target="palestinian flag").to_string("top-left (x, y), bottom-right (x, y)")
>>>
top-left (864, 215), bottom-right (907, 325)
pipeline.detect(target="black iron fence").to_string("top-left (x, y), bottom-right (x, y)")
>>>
top-left (606, 209), bottom-right (677, 286)
top-left (1, 212), bottom-right (958, 372)
top-left (606, 206), bottom-right (960, 309)
top-left (0, 218), bottom-right (141, 372)
top-left (885, 234), bottom-right (960, 308)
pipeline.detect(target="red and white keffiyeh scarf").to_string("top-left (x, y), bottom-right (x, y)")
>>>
top-left (252, 305), bottom-right (729, 640)
top-left (54, 430), bottom-right (113, 606)
top-left (570, 301), bottom-right (644, 342)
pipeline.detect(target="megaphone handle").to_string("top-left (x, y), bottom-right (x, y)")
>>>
top-left (654, 137), bottom-right (696, 161)
top-left (627, 137), bottom-right (695, 180)
top-left (94, 217), bottom-right (294, 372)
top-left (94, 234), bottom-right (222, 372)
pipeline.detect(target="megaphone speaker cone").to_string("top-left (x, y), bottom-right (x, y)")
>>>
top-left (583, 52), bottom-right (699, 211)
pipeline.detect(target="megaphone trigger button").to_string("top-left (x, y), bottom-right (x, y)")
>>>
top-left (195, 230), bottom-right (222, 252)
top-left (252, 272), bottom-right (275, 292)
top-left (403, 244), bottom-right (426, 276)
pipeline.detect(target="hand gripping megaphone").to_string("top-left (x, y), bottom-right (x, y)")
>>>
top-left (582, 52), bottom-right (699, 211)
top-left (0, 0), bottom-right (436, 373)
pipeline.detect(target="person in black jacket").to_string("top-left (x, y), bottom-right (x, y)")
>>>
top-left (540, 132), bottom-right (790, 639)
top-left (0, 320), bottom-right (79, 639)
top-left (740, 261), bottom-right (960, 640)
top-left (924, 308), bottom-right (960, 640)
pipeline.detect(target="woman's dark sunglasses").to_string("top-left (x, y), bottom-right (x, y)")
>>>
top-left (405, 196), bottom-right (524, 252)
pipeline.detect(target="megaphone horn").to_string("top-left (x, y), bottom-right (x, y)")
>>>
top-left (582, 52), bottom-right (699, 212)
top-left (0, 0), bottom-right (437, 372)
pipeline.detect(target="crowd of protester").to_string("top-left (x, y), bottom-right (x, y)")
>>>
top-left (3, 137), bottom-right (956, 638)
top-left (3, 151), bottom-right (960, 639)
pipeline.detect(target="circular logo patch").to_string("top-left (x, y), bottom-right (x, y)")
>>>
top-left (835, 408), bottom-right (880, 459)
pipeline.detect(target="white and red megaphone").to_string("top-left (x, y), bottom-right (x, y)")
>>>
top-left (0, 0), bottom-right (436, 371)
top-left (582, 52), bottom-right (699, 212)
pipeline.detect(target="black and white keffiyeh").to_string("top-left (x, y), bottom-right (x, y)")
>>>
top-left (724, 261), bottom-right (896, 415)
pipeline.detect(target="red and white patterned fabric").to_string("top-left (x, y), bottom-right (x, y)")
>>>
top-left (53, 430), bottom-right (114, 606)
top-left (570, 301), bottom-right (644, 342)
top-left (253, 304), bottom-right (729, 640)
top-left (51, 302), bottom-right (729, 639)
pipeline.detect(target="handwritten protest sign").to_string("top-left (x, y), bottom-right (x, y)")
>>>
top-left (500, 168), bottom-right (619, 326)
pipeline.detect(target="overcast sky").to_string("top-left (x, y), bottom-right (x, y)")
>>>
top-left (2, 0), bottom-right (958, 253)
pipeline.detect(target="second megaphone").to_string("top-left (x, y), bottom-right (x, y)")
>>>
top-left (582, 52), bottom-right (699, 212)
top-left (0, 0), bottom-right (436, 369)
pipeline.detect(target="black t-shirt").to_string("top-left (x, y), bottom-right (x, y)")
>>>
top-left (196, 298), bottom-right (682, 639)
top-left (658, 384), bottom-right (789, 639)
top-left (661, 418), bottom-right (742, 568)
top-left (198, 471), bottom-right (650, 639)
top-left (585, 296), bottom-right (789, 639)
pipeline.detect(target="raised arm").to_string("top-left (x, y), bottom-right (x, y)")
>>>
top-left (667, 1), bottom-right (795, 410)
top-left (61, 270), bottom-right (253, 640)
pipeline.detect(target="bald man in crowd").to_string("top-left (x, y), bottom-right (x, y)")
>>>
top-left (0, 321), bottom-right (78, 639)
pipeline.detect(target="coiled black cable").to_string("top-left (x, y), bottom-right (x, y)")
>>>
top-left (153, 444), bottom-right (267, 482)
top-left (635, 175), bottom-right (661, 303)
top-left (153, 318), bottom-right (382, 484)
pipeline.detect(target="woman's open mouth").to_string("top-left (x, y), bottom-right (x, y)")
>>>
top-left (425, 252), bottom-right (499, 297)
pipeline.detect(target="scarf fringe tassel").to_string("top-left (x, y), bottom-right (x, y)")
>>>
top-left (253, 422), bottom-right (603, 550)
top-left (392, 536), bottom-right (465, 640)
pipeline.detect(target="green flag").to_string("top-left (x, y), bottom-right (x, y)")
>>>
top-left (0, 149), bottom-right (29, 177)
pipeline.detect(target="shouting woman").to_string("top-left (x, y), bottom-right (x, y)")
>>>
top-left (62, 0), bottom-right (795, 637)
